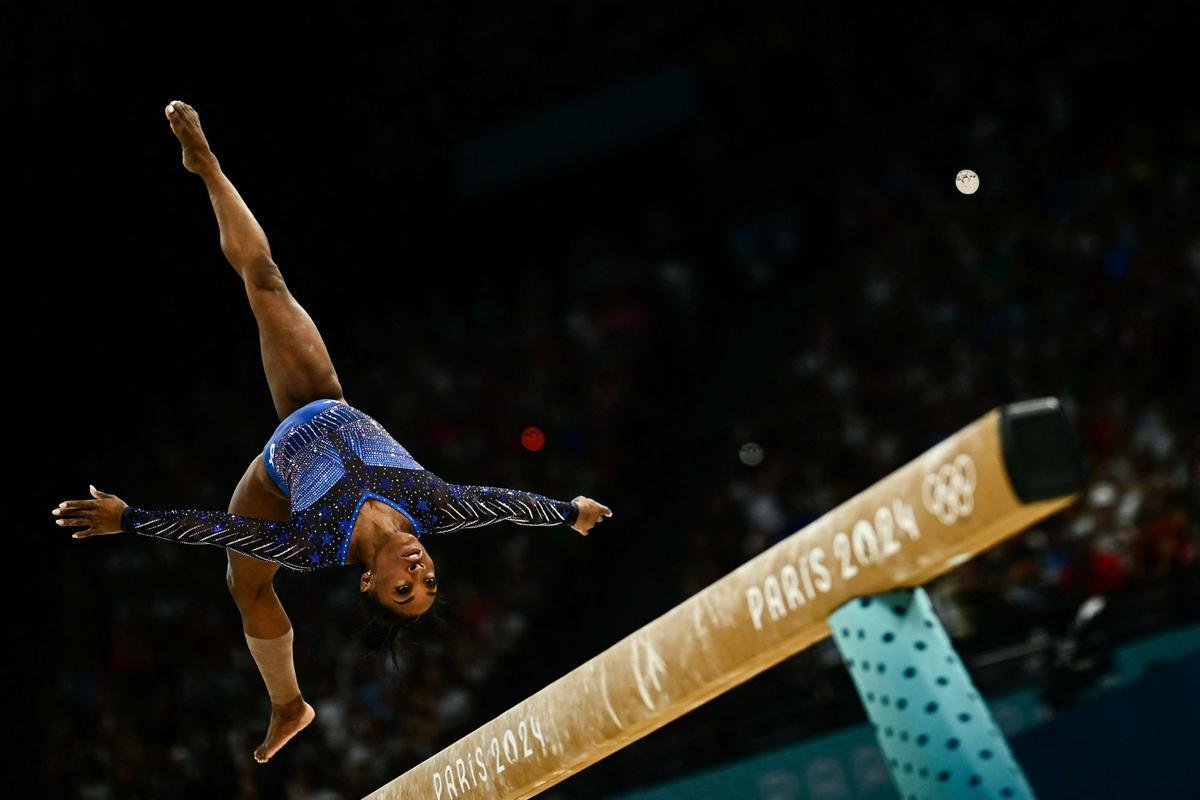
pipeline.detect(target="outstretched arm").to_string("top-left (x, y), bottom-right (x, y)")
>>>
top-left (439, 482), bottom-right (578, 531)
top-left (120, 506), bottom-right (310, 566)
top-left (53, 486), bottom-right (325, 572)
top-left (421, 476), bottom-right (612, 536)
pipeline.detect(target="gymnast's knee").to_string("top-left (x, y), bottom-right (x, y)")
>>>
top-left (242, 256), bottom-right (287, 293)
top-left (225, 564), bottom-right (245, 599)
top-left (226, 564), bottom-right (273, 607)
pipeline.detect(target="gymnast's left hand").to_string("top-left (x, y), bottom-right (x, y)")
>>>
top-left (570, 496), bottom-right (613, 536)
top-left (52, 485), bottom-right (128, 539)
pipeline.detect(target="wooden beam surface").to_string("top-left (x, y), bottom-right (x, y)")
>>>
top-left (366, 400), bottom-right (1080, 800)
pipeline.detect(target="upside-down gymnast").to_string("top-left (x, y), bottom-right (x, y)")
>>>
top-left (51, 100), bottom-right (613, 764)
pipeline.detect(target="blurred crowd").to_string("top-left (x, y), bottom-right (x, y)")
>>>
top-left (41, 8), bottom-right (1198, 800)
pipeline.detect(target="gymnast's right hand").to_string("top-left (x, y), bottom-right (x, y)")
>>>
top-left (52, 485), bottom-right (129, 539)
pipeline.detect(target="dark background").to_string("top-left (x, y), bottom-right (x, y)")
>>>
top-left (13, 2), bottom-right (1198, 798)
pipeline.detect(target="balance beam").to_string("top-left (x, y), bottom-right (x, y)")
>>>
top-left (365, 398), bottom-right (1082, 799)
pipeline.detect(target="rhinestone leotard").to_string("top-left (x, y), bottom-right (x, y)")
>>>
top-left (119, 400), bottom-right (579, 572)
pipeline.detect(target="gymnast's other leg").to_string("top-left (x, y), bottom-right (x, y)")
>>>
top-left (226, 454), bottom-right (315, 764)
top-left (165, 99), bottom-right (345, 422)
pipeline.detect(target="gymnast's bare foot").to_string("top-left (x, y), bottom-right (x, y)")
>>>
top-left (164, 100), bottom-right (218, 175)
top-left (253, 695), bottom-right (316, 764)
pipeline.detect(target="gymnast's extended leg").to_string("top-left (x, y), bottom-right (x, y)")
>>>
top-left (165, 99), bottom-right (345, 422)
top-left (165, 99), bottom-right (337, 761)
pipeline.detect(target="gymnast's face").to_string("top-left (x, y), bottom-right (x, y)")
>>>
top-left (361, 536), bottom-right (439, 617)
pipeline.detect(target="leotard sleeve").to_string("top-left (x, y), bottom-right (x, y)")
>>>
top-left (365, 465), bottom-right (580, 535)
top-left (428, 480), bottom-right (580, 534)
top-left (119, 505), bottom-right (330, 572)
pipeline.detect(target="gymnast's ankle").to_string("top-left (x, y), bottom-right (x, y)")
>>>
top-left (272, 693), bottom-right (308, 717)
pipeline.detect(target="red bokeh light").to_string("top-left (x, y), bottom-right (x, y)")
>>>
top-left (521, 425), bottom-right (546, 452)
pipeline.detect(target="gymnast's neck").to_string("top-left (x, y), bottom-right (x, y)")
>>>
top-left (345, 499), bottom-right (415, 566)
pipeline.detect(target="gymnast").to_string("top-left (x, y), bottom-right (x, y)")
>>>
top-left (51, 100), bottom-right (612, 764)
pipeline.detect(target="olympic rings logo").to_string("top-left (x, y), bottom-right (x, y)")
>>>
top-left (922, 454), bottom-right (977, 525)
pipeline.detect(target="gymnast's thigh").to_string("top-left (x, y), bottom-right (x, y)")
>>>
top-left (226, 453), bottom-right (292, 592)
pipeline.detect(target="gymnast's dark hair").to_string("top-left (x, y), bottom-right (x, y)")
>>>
top-left (358, 590), bottom-right (447, 673)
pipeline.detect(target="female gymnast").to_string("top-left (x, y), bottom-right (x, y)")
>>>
top-left (51, 100), bottom-right (613, 764)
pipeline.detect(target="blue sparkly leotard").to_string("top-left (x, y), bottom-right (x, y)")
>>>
top-left (119, 399), bottom-right (580, 572)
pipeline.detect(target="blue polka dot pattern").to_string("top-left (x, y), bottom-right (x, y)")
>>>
top-left (120, 399), bottom-right (580, 570)
top-left (829, 588), bottom-right (1037, 799)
